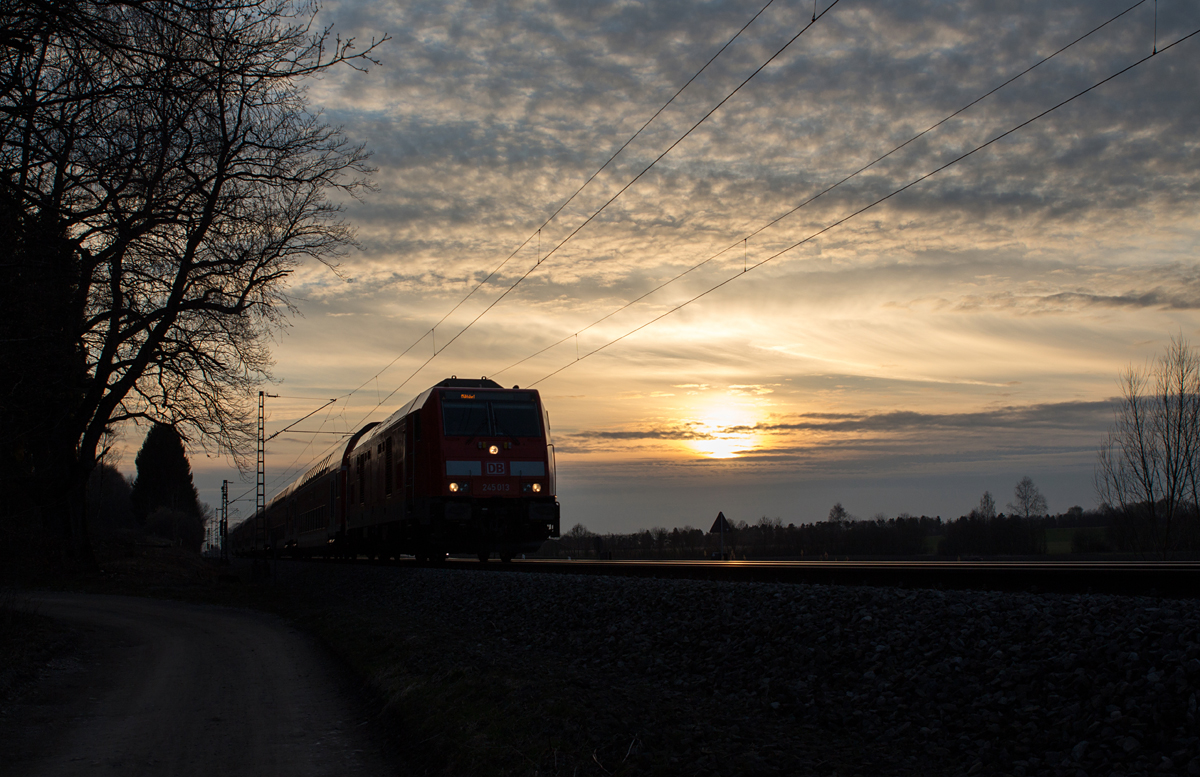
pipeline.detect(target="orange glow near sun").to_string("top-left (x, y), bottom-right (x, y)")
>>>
top-left (687, 404), bottom-right (760, 459)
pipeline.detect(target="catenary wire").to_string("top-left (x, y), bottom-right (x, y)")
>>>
top-left (425, 0), bottom-right (781, 330)
top-left (415, 0), bottom-right (845, 380)
top-left (235, 1), bottom-right (1146, 509)
top-left (493, 0), bottom-right (1151, 379)
top-left (229, 0), bottom-right (803, 507)
top-left (303, 0), bottom-right (845, 452)
top-left (328, 0), bottom-right (782, 410)
top-left (237, 4), bottom-right (1178, 511)
top-left (527, 25), bottom-right (1200, 388)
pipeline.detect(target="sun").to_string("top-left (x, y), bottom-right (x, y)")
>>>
top-left (686, 404), bottom-right (760, 459)
top-left (692, 436), bottom-right (751, 459)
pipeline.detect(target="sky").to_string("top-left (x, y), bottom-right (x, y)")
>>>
top-left (128, 0), bottom-right (1200, 533)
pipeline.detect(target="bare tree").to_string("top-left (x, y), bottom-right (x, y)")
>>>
top-left (1096, 337), bottom-right (1200, 557)
top-left (971, 491), bottom-right (996, 520)
top-left (1007, 476), bottom-right (1047, 519)
top-left (0, 0), bottom-right (385, 560)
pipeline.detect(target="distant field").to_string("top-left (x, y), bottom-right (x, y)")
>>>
top-left (923, 527), bottom-right (1111, 556)
top-left (1046, 526), bottom-right (1110, 555)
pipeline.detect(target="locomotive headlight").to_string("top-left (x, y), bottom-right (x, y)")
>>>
top-left (449, 482), bottom-right (460, 493)
top-left (488, 444), bottom-right (499, 455)
top-left (532, 483), bottom-right (542, 493)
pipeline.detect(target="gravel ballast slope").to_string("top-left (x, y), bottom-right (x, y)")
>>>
top-left (275, 562), bottom-right (1200, 776)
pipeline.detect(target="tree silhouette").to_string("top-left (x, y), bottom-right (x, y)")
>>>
top-left (972, 491), bottom-right (996, 520)
top-left (130, 424), bottom-right (202, 549)
top-left (0, 0), bottom-right (385, 561)
top-left (1096, 336), bottom-right (1200, 556)
top-left (1008, 476), bottom-right (1048, 519)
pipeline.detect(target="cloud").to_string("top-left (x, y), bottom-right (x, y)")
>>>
top-left (308, 0), bottom-right (1200, 310)
top-left (728, 383), bottom-right (776, 395)
top-left (564, 399), bottom-right (1113, 444)
top-left (757, 401), bottom-right (1113, 433)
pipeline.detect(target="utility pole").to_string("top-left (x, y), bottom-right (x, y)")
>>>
top-left (254, 391), bottom-right (279, 579)
top-left (255, 391), bottom-right (266, 552)
top-left (220, 479), bottom-right (229, 562)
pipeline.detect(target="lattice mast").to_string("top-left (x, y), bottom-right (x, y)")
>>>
top-left (220, 479), bottom-right (229, 561)
top-left (255, 390), bottom-right (266, 551)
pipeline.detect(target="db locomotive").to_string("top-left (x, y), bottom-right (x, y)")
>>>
top-left (230, 377), bottom-right (561, 561)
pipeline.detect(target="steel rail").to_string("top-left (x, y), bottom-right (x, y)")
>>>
top-left (425, 557), bottom-right (1200, 598)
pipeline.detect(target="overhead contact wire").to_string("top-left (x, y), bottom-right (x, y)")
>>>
top-left (421, 0), bottom-right (844, 379)
top-left (528, 26), bottom-right (1200, 387)
top-left (494, 0), bottom-right (1149, 379)
top-left (330, 0), bottom-right (782, 414)
top-left (239, 4), bottom-right (792, 504)
top-left (329, 0), bottom-right (844, 444)
top-left (429, 0), bottom-right (781, 327)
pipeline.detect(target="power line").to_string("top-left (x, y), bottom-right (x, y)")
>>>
top-left (265, 398), bottom-right (337, 442)
top-left (527, 24), bottom-right (1200, 387)
top-left (428, 0), bottom-right (782, 331)
top-left (304, 0), bottom-right (845, 462)
top-left (227, 394), bottom-right (345, 507)
top-left (419, 0), bottom-right (845, 375)
top-left (235, 0), bottom-right (802, 503)
top-left (239, 3), bottom-right (1183, 506)
top-left (492, 0), bottom-right (1152, 380)
top-left (325, 0), bottom-right (786, 414)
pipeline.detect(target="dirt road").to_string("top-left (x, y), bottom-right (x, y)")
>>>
top-left (3, 593), bottom-right (395, 777)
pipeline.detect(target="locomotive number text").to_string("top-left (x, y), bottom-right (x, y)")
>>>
top-left (481, 483), bottom-right (511, 493)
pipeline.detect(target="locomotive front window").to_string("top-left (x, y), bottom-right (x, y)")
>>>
top-left (442, 396), bottom-right (542, 438)
top-left (491, 401), bottom-right (541, 437)
top-left (443, 401), bottom-right (489, 437)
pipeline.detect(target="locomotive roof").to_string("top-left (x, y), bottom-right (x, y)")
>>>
top-left (353, 379), bottom-right (538, 452)
top-left (435, 376), bottom-right (503, 388)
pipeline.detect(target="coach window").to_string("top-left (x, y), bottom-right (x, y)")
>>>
top-left (357, 453), bottom-right (366, 505)
top-left (385, 437), bottom-right (394, 496)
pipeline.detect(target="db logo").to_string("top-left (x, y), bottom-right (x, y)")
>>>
top-left (485, 461), bottom-right (507, 476)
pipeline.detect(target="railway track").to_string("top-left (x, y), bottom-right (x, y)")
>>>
top-left (402, 557), bottom-right (1200, 597)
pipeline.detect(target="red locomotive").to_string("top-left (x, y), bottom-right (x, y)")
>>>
top-left (231, 377), bottom-right (561, 561)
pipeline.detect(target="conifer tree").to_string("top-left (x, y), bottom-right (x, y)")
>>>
top-left (130, 424), bottom-right (202, 547)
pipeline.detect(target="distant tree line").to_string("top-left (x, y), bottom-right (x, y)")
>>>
top-left (544, 476), bottom-right (1159, 560)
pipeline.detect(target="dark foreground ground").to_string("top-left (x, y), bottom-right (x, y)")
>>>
top-left (0, 591), bottom-right (392, 777)
top-left (4, 551), bottom-right (1199, 776)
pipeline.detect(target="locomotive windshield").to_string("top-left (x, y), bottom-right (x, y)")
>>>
top-left (442, 392), bottom-right (542, 438)
top-left (442, 400), bottom-right (489, 437)
top-left (491, 400), bottom-right (542, 437)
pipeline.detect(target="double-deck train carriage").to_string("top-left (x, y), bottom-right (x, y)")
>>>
top-left (232, 377), bottom-right (560, 561)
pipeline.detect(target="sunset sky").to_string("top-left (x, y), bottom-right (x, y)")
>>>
top-left (156, 0), bottom-right (1200, 533)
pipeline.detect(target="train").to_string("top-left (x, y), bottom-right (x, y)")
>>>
top-left (229, 377), bottom-right (561, 561)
